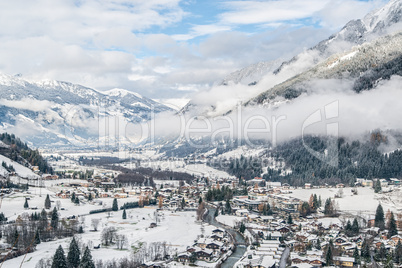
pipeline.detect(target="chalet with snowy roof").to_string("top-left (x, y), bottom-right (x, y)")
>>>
top-left (333, 256), bottom-right (354, 267)
top-left (194, 249), bottom-right (213, 261)
top-left (176, 252), bottom-right (190, 263)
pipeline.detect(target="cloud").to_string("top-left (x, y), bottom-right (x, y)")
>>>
top-left (137, 75), bottom-right (402, 150)
top-left (218, 0), bottom-right (330, 25)
top-left (0, 0), bottom-right (389, 101)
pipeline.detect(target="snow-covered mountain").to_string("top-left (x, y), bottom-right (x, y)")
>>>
top-left (248, 31), bottom-right (402, 106)
top-left (0, 73), bottom-right (173, 148)
top-left (274, 0), bottom-right (402, 77)
top-left (181, 0), bottom-right (402, 118)
top-left (219, 60), bottom-right (283, 86)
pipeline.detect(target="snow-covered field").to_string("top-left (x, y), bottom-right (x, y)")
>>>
top-left (286, 186), bottom-right (402, 215)
top-left (216, 215), bottom-right (244, 228)
top-left (1, 188), bottom-right (213, 267)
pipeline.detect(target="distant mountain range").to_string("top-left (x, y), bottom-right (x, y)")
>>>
top-left (0, 74), bottom-right (173, 148)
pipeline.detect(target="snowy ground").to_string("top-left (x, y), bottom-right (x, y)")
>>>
top-left (216, 215), bottom-right (244, 228)
top-left (1, 188), bottom-right (214, 267)
top-left (285, 186), bottom-right (402, 215)
top-left (0, 154), bottom-right (39, 179)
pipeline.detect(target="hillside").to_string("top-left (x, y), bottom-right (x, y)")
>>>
top-left (0, 133), bottom-right (52, 179)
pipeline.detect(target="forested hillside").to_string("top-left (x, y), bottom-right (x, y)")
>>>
top-left (0, 133), bottom-right (53, 174)
top-left (209, 133), bottom-right (402, 187)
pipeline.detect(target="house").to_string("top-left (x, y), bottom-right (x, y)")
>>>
top-left (195, 249), bottom-right (213, 261)
top-left (333, 256), bottom-right (354, 267)
top-left (212, 228), bottom-right (225, 236)
top-left (236, 209), bottom-right (249, 217)
top-left (206, 241), bottom-right (223, 251)
top-left (177, 252), bottom-right (190, 263)
top-left (244, 255), bottom-right (276, 268)
top-left (304, 183), bottom-right (311, 189)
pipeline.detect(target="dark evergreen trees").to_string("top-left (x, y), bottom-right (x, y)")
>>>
top-left (361, 239), bottom-right (371, 262)
top-left (387, 211), bottom-right (398, 238)
top-left (352, 218), bottom-right (359, 235)
top-left (239, 222), bottom-right (246, 234)
top-left (299, 201), bottom-right (311, 217)
top-left (52, 245), bottom-right (67, 268)
top-left (34, 229), bottom-right (41, 245)
top-left (67, 237), bottom-right (80, 268)
top-left (0, 212), bottom-right (7, 222)
top-left (45, 194), bottom-right (51, 209)
top-left (112, 198), bottom-right (118, 211)
top-left (395, 240), bottom-right (402, 264)
top-left (80, 246), bottom-right (95, 268)
top-left (51, 207), bottom-right (59, 230)
top-left (122, 209), bottom-right (127, 220)
top-left (287, 214), bottom-right (293, 224)
top-left (353, 247), bottom-right (360, 265)
top-left (325, 240), bottom-right (334, 266)
top-left (24, 198), bottom-right (29, 209)
top-left (374, 179), bottom-right (382, 193)
top-left (375, 204), bottom-right (385, 230)
top-left (324, 198), bottom-right (334, 216)
top-left (225, 199), bottom-right (232, 214)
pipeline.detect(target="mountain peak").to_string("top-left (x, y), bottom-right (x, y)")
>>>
top-left (363, 0), bottom-right (402, 32)
top-left (105, 88), bottom-right (143, 99)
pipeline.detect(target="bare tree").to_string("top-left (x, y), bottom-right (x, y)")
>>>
top-left (116, 234), bottom-right (128, 250)
top-left (91, 218), bottom-right (100, 231)
top-left (101, 226), bottom-right (117, 246)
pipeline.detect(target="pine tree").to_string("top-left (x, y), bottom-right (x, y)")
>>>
top-left (287, 214), bottom-right (293, 224)
top-left (51, 207), bottom-right (59, 230)
top-left (374, 179), bottom-right (382, 193)
top-left (24, 198), bottom-right (29, 209)
top-left (225, 199), bottom-right (232, 214)
top-left (353, 247), bottom-right (360, 265)
top-left (74, 197), bottom-right (80, 205)
top-left (71, 192), bottom-right (76, 203)
top-left (325, 241), bottom-right (333, 266)
top-left (239, 222), bottom-right (246, 234)
top-left (79, 246), bottom-right (95, 268)
top-left (122, 209), bottom-right (127, 220)
top-left (375, 204), bottom-right (385, 230)
top-left (52, 245), bottom-right (67, 268)
top-left (112, 198), bottom-right (118, 211)
top-left (345, 220), bottom-right (352, 236)
top-left (181, 197), bottom-right (186, 209)
top-left (352, 218), bottom-right (359, 235)
top-left (87, 193), bottom-right (92, 201)
top-left (387, 211), bottom-right (398, 238)
top-left (34, 229), bottom-right (41, 245)
top-left (395, 240), bottom-right (402, 264)
top-left (361, 239), bottom-right (371, 262)
top-left (45, 194), bottom-right (51, 209)
top-left (67, 237), bottom-right (80, 268)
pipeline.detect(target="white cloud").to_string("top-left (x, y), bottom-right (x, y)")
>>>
top-left (0, 0), bottom-right (389, 101)
top-left (218, 0), bottom-right (330, 25)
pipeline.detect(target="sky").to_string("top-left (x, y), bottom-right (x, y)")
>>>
top-left (0, 0), bottom-right (388, 101)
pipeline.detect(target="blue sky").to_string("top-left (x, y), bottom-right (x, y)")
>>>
top-left (0, 0), bottom-right (388, 101)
